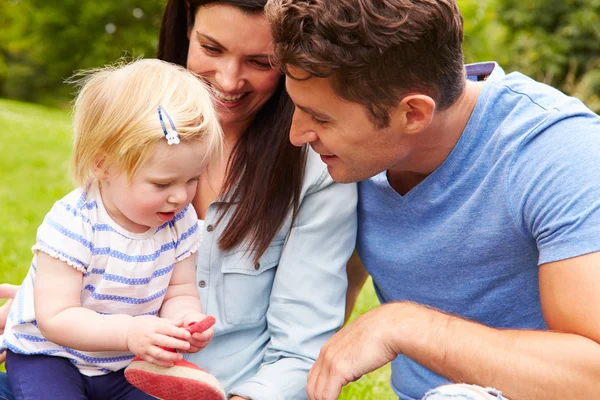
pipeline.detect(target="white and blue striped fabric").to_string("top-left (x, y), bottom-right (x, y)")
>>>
top-left (1, 183), bottom-right (201, 376)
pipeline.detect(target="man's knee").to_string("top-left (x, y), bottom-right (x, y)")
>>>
top-left (422, 383), bottom-right (507, 400)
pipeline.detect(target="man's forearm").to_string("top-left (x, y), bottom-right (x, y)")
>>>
top-left (393, 302), bottom-right (600, 399)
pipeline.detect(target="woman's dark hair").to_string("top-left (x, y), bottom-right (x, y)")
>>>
top-left (159, 0), bottom-right (307, 261)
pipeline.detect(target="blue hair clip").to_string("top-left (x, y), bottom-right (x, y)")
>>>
top-left (157, 105), bottom-right (180, 145)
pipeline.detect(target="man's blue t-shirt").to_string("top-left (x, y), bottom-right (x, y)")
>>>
top-left (357, 65), bottom-right (600, 399)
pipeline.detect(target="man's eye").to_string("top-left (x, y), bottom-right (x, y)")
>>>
top-left (312, 116), bottom-right (328, 126)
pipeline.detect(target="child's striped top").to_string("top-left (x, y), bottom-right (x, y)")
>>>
top-left (1, 183), bottom-right (201, 376)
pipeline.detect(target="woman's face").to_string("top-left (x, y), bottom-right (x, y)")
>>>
top-left (187, 4), bottom-right (281, 131)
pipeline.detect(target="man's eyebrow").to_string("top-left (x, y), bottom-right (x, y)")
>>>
top-left (197, 33), bottom-right (273, 59)
top-left (296, 104), bottom-right (333, 121)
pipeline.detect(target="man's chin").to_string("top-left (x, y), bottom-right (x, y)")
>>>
top-left (327, 166), bottom-right (359, 184)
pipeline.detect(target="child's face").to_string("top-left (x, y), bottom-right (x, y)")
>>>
top-left (99, 140), bottom-right (207, 233)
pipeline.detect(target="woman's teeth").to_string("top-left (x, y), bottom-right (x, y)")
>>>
top-left (212, 88), bottom-right (244, 102)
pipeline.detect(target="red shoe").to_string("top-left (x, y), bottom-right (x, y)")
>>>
top-left (125, 316), bottom-right (224, 400)
top-left (125, 357), bottom-right (225, 400)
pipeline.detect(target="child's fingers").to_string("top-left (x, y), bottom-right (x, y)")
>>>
top-left (147, 344), bottom-right (183, 364)
top-left (190, 328), bottom-right (213, 345)
top-left (142, 352), bottom-right (176, 367)
top-left (154, 333), bottom-right (191, 352)
top-left (157, 323), bottom-right (191, 341)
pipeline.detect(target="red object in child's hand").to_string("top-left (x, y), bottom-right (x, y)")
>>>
top-left (186, 316), bottom-right (216, 334)
top-left (125, 315), bottom-right (223, 400)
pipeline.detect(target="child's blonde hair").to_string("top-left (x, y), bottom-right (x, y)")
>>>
top-left (70, 58), bottom-right (223, 186)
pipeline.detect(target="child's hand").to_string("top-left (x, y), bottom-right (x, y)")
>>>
top-left (182, 312), bottom-right (214, 353)
top-left (126, 315), bottom-right (191, 367)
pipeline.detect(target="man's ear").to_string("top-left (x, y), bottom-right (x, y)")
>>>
top-left (393, 95), bottom-right (435, 135)
top-left (91, 158), bottom-right (109, 181)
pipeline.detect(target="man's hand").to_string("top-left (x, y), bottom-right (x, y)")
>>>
top-left (307, 303), bottom-right (404, 400)
top-left (0, 284), bottom-right (19, 363)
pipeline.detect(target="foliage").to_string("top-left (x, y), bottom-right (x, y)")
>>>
top-left (3, 0), bottom-right (600, 111)
top-left (460, 0), bottom-right (600, 112)
top-left (1, 0), bottom-right (165, 106)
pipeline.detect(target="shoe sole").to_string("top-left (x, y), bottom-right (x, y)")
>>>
top-left (125, 361), bottom-right (226, 400)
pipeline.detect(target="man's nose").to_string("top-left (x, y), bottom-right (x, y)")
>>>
top-left (289, 111), bottom-right (319, 147)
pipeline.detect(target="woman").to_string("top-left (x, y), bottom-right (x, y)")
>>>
top-left (0, 1), bottom-right (357, 399)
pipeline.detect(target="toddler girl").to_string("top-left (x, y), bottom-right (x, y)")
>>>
top-left (1, 59), bottom-right (224, 399)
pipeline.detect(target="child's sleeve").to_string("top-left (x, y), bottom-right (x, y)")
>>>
top-left (172, 205), bottom-right (202, 262)
top-left (32, 200), bottom-right (93, 273)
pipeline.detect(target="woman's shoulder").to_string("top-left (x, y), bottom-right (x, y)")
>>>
top-left (299, 147), bottom-right (357, 203)
top-left (302, 147), bottom-right (332, 192)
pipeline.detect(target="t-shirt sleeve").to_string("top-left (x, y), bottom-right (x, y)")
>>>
top-left (508, 112), bottom-right (600, 265)
top-left (32, 199), bottom-right (94, 273)
top-left (172, 205), bottom-right (201, 262)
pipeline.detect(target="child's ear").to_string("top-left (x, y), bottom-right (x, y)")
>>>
top-left (91, 158), bottom-right (109, 181)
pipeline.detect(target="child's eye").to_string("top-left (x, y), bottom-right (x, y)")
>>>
top-left (154, 182), bottom-right (170, 189)
top-left (187, 177), bottom-right (200, 184)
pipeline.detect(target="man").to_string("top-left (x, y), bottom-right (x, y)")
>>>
top-left (266, 1), bottom-right (600, 399)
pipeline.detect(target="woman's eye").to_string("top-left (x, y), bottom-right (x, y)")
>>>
top-left (201, 45), bottom-right (221, 55)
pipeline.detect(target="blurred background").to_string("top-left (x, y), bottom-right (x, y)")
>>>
top-left (1, 0), bottom-right (599, 110)
top-left (1, 0), bottom-right (599, 397)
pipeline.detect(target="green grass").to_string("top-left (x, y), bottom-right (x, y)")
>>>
top-left (0, 98), bottom-right (395, 398)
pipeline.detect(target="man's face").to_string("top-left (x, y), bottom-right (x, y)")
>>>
top-left (285, 67), bottom-right (411, 183)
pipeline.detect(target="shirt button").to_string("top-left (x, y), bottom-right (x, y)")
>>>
top-left (206, 224), bottom-right (214, 232)
top-left (253, 262), bottom-right (260, 270)
top-left (198, 280), bottom-right (206, 288)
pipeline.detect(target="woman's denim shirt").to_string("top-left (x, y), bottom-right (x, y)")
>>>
top-left (185, 149), bottom-right (358, 400)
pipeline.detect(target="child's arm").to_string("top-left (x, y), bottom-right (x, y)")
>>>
top-left (34, 252), bottom-right (192, 366)
top-left (160, 253), bottom-right (213, 352)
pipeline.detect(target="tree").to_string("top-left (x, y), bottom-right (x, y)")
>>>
top-left (1, 0), bottom-right (166, 105)
top-left (495, 0), bottom-right (600, 111)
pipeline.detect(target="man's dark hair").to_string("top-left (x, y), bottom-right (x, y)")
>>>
top-left (266, 0), bottom-right (466, 128)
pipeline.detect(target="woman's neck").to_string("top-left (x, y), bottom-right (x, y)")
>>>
top-left (221, 120), bottom-right (250, 147)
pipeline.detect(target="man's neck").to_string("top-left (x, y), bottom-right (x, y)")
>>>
top-left (387, 80), bottom-right (483, 195)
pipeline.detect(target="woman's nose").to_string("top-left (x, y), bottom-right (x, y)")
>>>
top-left (215, 59), bottom-right (244, 92)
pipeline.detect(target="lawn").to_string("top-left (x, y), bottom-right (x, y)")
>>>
top-left (0, 98), bottom-right (394, 398)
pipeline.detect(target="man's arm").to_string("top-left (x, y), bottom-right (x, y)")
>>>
top-left (308, 251), bottom-right (600, 400)
top-left (344, 250), bottom-right (369, 323)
